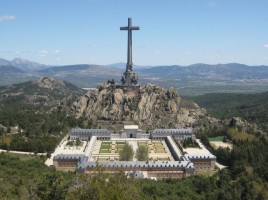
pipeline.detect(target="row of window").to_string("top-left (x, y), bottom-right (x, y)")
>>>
top-left (70, 136), bottom-right (110, 140)
top-left (153, 131), bottom-right (191, 134)
top-left (58, 163), bottom-right (77, 167)
top-left (148, 172), bottom-right (184, 178)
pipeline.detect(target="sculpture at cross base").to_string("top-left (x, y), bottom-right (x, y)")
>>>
top-left (120, 18), bottom-right (140, 86)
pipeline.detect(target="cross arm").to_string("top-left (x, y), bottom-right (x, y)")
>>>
top-left (120, 27), bottom-right (128, 30)
top-left (120, 26), bottom-right (140, 30)
top-left (131, 26), bottom-right (140, 30)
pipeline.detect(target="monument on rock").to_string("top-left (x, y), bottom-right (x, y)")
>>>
top-left (117, 18), bottom-right (140, 92)
top-left (72, 17), bottom-right (207, 131)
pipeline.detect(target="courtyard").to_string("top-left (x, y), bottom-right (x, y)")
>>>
top-left (90, 139), bottom-right (175, 162)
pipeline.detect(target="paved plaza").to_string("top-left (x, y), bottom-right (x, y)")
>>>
top-left (45, 139), bottom-right (86, 166)
top-left (182, 139), bottom-right (211, 155)
top-left (210, 141), bottom-right (233, 149)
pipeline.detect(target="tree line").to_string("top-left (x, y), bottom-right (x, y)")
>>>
top-left (0, 105), bottom-right (87, 153)
top-left (1, 152), bottom-right (266, 200)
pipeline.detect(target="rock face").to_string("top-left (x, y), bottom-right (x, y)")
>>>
top-left (71, 83), bottom-right (206, 129)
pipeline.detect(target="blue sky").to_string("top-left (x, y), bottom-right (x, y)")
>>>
top-left (1, 0), bottom-right (268, 66)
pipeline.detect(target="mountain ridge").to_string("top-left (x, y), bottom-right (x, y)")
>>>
top-left (1, 57), bottom-right (268, 95)
top-left (11, 57), bottom-right (47, 71)
top-left (0, 57), bottom-right (47, 72)
top-left (2, 57), bottom-right (268, 73)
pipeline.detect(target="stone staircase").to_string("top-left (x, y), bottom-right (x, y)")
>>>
top-left (131, 92), bottom-right (141, 110)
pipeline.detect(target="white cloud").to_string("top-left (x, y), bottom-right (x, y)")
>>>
top-left (0, 15), bottom-right (16, 22)
top-left (53, 49), bottom-right (60, 53)
top-left (37, 50), bottom-right (48, 57)
top-left (263, 44), bottom-right (268, 48)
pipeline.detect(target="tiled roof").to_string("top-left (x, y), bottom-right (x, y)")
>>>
top-left (151, 128), bottom-right (192, 135)
top-left (71, 128), bottom-right (112, 135)
top-left (183, 154), bottom-right (216, 160)
top-left (77, 160), bottom-right (195, 170)
top-left (53, 154), bottom-right (87, 160)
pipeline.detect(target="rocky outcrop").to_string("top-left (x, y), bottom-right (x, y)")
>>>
top-left (229, 117), bottom-right (263, 134)
top-left (0, 77), bottom-right (84, 108)
top-left (32, 77), bottom-right (66, 89)
top-left (71, 83), bottom-right (206, 129)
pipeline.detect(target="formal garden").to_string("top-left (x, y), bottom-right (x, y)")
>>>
top-left (99, 141), bottom-right (112, 153)
top-left (99, 141), bottom-right (126, 154)
top-left (138, 141), bottom-right (171, 161)
top-left (138, 141), bottom-right (167, 154)
top-left (97, 140), bottom-right (173, 162)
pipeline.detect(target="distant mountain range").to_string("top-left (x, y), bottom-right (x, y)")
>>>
top-left (39, 64), bottom-right (122, 76)
top-left (138, 63), bottom-right (268, 80)
top-left (1, 57), bottom-right (267, 80)
top-left (0, 58), bottom-right (47, 72)
top-left (1, 57), bottom-right (268, 95)
top-left (106, 62), bottom-right (148, 69)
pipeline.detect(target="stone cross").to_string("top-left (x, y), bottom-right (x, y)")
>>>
top-left (120, 18), bottom-right (140, 72)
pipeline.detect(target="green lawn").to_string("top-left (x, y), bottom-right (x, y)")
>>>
top-left (208, 136), bottom-right (225, 142)
top-left (102, 141), bottom-right (112, 144)
top-left (100, 141), bottom-right (112, 152)
top-left (101, 144), bottom-right (111, 148)
top-left (116, 141), bottom-right (126, 144)
top-left (99, 149), bottom-right (111, 153)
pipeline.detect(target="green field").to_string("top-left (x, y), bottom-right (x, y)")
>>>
top-left (208, 136), bottom-right (225, 142)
